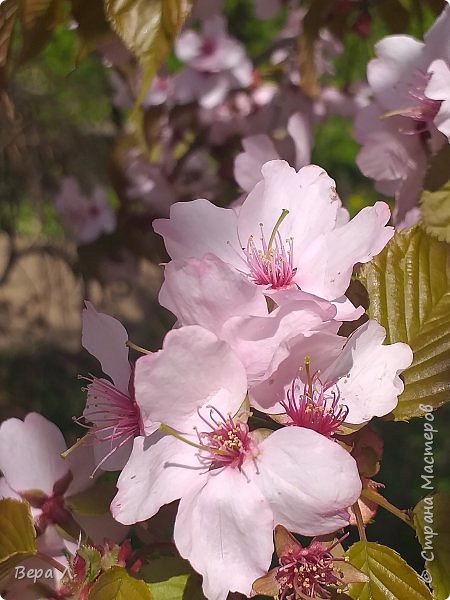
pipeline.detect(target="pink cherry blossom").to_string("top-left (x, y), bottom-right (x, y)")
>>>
top-left (355, 3), bottom-right (450, 220)
top-left (79, 301), bottom-right (143, 472)
top-left (174, 16), bottom-right (253, 109)
top-left (111, 325), bottom-right (361, 600)
top-left (54, 177), bottom-right (116, 245)
top-left (154, 160), bottom-right (393, 311)
top-left (0, 413), bottom-right (97, 554)
top-left (252, 320), bottom-right (413, 427)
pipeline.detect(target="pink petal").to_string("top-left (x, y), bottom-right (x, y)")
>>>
top-left (134, 326), bottom-right (247, 434)
top-left (368, 35), bottom-right (425, 111)
top-left (254, 427), bottom-right (361, 535)
top-left (423, 3), bottom-right (450, 66)
top-left (221, 300), bottom-right (337, 387)
top-left (287, 112), bottom-right (313, 169)
top-left (297, 202), bottom-right (393, 300)
top-left (426, 59), bottom-right (450, 139)
top-left (234, 135), bottom-right (279, 192)
top-left (174, 468), bottom-right (274, 600)
top-left (0, 413), bottom-right (68, 495)
top-left (82, 301), bottom-right (131, 394)
top-left (159, 254), bottom-right (268, 334)
top-left (0, 477), bottom-right (20, 499)
top-left (153, 199), bottom-right (241, 267)
top-left (111, 434), bottom-right (201, 525)
top-left (64, 444), bottom-right (98, 496)
top-left (323, 320), bottom-right (413, 424)
top-left (238, 161), bottom-right (339, 259)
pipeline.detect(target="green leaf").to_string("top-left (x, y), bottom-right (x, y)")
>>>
top-left (148, 574), bottom-right (189, 600)
top-left (88, 566), bottom-right (153, 600)
top-left (346, 541), bottom-right (432, 599)
top-left (0, 499), bottom-right (37, 585)
top-left (414, 493), bottom-right (450, 600)
top-left (65, 480), bottom-right (118, 515)
top-left (420, 181), bottom-right (450, 243)
top-left (104, 0), bottom-right (194, 105)
top-left (358, 227), bottom-right (450, 420)
top-left (140, 557), bottom-right (205, 600)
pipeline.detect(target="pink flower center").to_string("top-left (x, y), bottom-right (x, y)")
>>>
top-left (21, 471), bottom-right (73, 533)
top-left (201, 38), bottom-right (218, 57)
top-left (196, 407), bottom-right (254, 470)
top-left (384, 69), bottom-right (442, 134)
top-left (276, 541), bottom-right (346, 599)
top-left (242, 209), bottom-right (296, 289)
top-left (280, 359), bottom-right (348, 439)
top-left (78, 376), bottom-right (142, 473)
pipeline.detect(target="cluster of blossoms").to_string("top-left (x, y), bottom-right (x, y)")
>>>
top-left (1, 156), bottom-right (413, 599)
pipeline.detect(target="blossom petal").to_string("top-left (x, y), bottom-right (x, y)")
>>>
top-left (297, 202), bottom-right (393, 300)
top-left (82, 301), bottom-right (131, 394)
top-left (238, 161), bottom-right (339, 257)
top-left (153, 199), bottom-right (241, 267)
top-left (135, 326), bottom-right (247, 434)
top-left (111, 434), bottom-right (202, 525)
top-left (174, 468), bottom-right (274, 600)
top-left (368, 35), bottom-right (425, 111)
top-left (159, 254), bottom-right (268, 333)
top-left (234, 135), bottom-right (279, 192)
top-left (322, 320), bottom-right (413, 423)
top-left (427, 59), bottom-right (450, 140)
top-left (0, 413), bottom-right (68, 495)
top-left (254, 427), bottom-right (361, 536)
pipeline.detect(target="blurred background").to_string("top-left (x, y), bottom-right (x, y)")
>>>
top-left (0, 0), bottom-right (448, 577)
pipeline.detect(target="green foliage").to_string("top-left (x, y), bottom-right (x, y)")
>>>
top-left (141, 556), bottom-right (205, 600)
top-left (346, 541), bottom-right (432, 599)
top-left (104, 0), bottom-right (194, 106)
top-left (358, 228), bottom-right (450, 420)
top-left (0, 499), bottom-right (36, 585)
top-left (88, 566), bottom-right (154, 600)
top-left (414, 494), bottom-right (450, 600)
top-left (65, 480), bottom-right (118, 515)
top-left (420, 181), bottom-right (450, 243)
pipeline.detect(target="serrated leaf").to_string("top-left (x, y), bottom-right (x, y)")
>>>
top-left (104, 0), bottom-right (193, 106)
top-left (0, 499), bottom-right (37, 585)
top-left (358, 227), bottom-right (450, 420)
top-left (88, 566), bottom-right (153, 599)
top-left (346, 541), bottom-right (432, 599)
top-left (414, 493), bottom-right (450, 600)
top-left (65, 480), bottom-right (117, 516)
top-left (420, 181), bottom-right (450, 243)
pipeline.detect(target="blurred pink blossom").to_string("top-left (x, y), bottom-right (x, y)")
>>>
top-left (54, 177), bottom-right (116, 245)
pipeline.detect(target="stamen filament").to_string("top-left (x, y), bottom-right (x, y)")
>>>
top-left (126, 340), bottom-right (153, 355)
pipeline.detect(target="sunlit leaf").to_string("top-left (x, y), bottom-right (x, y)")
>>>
top-left (358, 228), bottom-right (450, 420)
top-left (88, 566), bottom-right (153, 599)
top-left (420, 180), bottom-right (450, 243)
top-left (104, 0), bottom-right (193, 105)
top-left (346, 541), bottom-right (432, 599)
top-left (0, 499), bottom-right (36, 585)
top-left (414, 493), bottom-right (450, 600)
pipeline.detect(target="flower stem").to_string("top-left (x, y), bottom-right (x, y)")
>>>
top-left (35, 552), bottom-right (67, 574)
top-left (361, 487), bottom-right (414, 529)
top-left (352, 501), bottom-right (367, 542)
